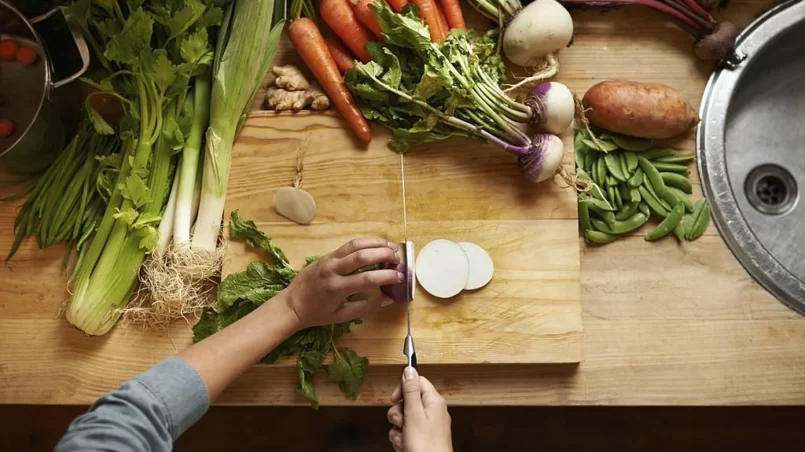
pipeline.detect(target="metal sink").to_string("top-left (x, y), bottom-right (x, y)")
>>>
top-left (698, 0), bottom-right (805, 313)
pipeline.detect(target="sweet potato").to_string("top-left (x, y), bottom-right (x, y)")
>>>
top-left (582, 81), bottom-right (700, 139)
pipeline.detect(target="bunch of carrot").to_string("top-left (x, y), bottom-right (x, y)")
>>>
top-left (288, 0), bottom-right (465, 143)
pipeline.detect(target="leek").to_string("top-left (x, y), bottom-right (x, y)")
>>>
top-left (192, 0), bottom-right (286, 251)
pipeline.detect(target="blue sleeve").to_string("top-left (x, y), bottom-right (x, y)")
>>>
top-left (55, 356), bottom-right (210, 452)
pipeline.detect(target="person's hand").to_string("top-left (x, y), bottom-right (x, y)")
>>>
top-left (387, 367), bottom-right (453, 452)
top-left (283, 237), bottom-right (402, 328)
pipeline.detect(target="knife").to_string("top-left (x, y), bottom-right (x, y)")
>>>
top-left (400, 153), bottom-right (417, 369)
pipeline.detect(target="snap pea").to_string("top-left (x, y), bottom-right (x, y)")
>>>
top-left (575, 140), bottom-right (589, 170)
top-left (627, 168), bottom-right (643, 188)
top-left (596, 156), bottom-right (607, 186)
top-left (618, 183), bottom-right (630, 202)
top-left (606, 176), bottom-right (617, 187)
top-left (607, 186), bottom-right (617, 207)
top-left (605, 153), bottom-right (628, 182)
top-left (578, 169), bottom-right (609, 202)
top-left (611, 134), bottom-right (654, 151)
top-left (673, 220), bottom-right (685, 241)
top-left (642, 148), bottom-right (678, 160)
top-left (668, 186), bottom-right (694, 212)
top-left (642, 174), bottom-right (672, 210)
top-left (624, 151), bottom-right (638, 172)
top-left (581, 196), bottom-right (615, 212)
top-left (616, 201), bottom-right (639, 220)
top-left (638, 156), bottom-right (668, 199)
top-left (638, 186), bottom-right (669, 218)
top-left (618, 153), bottom-right (630, 178)
top-left (638, 202), bottom-right (650, 217)
top-left (652, 162), bottom-right (690, 175)
top-left (578, 198), bottom-right (592, 230)
top-left (585, 229), bottom-right (618, 244)
top-left (655, 154), bottom-right (695, 164)
top-left (630, 188), bottom-right (641, 203)
top-left (660, 185), bottom-right (681, 209)
top-left (592, 212), bottom-right (648, 234)
top-left (660, 172), bottom-right (693, 193)
top-left (584, 149), bottom-right (597, 172)
top-left (613, 184), bottom-right (623, 210)
top-left (582, 138), bottom-right (618, 152)
top-left (588, 204), bottom-right (617, 226)
top-left (685, 199), bottom-right (711, 240)
top-left (645, 203), bottom-right (685, 241)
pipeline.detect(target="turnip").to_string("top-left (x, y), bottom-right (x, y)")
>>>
top-left (526, 82), bottom-right (575, 135)
top-left (458, 242), bottom-right (494, 290)
top-left (381, 241), bottom-right (416, 303)
top-left (415, 239), bottom-right (470, 299)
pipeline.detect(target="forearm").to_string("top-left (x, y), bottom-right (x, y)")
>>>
top-left (179, 291), bottom-right (301, 400)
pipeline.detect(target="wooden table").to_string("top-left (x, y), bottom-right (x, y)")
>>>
top-left (3, 0), bottom-right (805, 406)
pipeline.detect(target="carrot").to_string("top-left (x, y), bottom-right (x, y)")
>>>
top-left (386, 0), bottom-right (408, 12)
top-left (351, 0), bottom-right (384, 40)
top-left (435, 2), bottom-right (450, 35)
top-left (410, 0), bottom-right (446, 41)
top-left (325, 37), bottom-right (356, 74)
top-left (289, 19), bottom-right (372, 143)
top-left (438, 0), bottom-right (466, 30)
top-left (320, 0), bottom-right (375, 63)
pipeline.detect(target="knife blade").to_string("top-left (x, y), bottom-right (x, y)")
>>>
top-left (400, 153), bottom-right (417, 369)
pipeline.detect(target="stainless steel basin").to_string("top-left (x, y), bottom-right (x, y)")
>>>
top-left (698, 0), bottom-right (805, 313)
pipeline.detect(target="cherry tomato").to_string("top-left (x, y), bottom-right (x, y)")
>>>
top-left (0, 119), bottom-right (14, 138)
top-left (16, 46), bottom-right (37, 66)
top-left (0, 39), bottom-right (18, 61)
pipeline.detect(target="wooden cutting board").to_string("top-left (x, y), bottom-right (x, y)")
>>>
top-left (223, 110), bottom-right (582, 365)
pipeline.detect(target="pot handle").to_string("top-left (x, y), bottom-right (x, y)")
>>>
top-left (30, 7), bottom-right (91, 89)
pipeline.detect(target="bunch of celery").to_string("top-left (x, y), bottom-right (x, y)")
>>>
top-left (66, 0), bottom-right (225, 335)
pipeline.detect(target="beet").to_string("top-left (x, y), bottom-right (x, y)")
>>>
top-left (694, 21), bottom-right (740, 61)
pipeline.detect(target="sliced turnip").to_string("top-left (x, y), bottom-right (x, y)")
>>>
top-left (415, 239), bottom-right (470, 299)
top-left (458, 242), bottom-right (494, 290)
top-left (381, 241), bottom-right (416, 303)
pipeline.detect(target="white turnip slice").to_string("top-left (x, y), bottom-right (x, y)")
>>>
top-left (458, 242), bottom-right (494, 290)
top-left (415, 239), bottom-right (470, 299)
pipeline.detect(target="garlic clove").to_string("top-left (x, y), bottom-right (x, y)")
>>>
top-left (273, 186), bottom-right (317, 225)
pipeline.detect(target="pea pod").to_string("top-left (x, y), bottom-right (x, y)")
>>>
top-left (638, 186), bottom-right (669, 218)
top-left (606, 176), bottom-right (617, 187)
top-left (685, 199), bottom-right (711, 240)
top-left (585, 229), bottom-right (618, 244)
top-left (575, 139), bottom-right (589, 170)
top-left (655, 154), bottom-right (695, 164)
top-left (673, 220), bottom-right (685, 241)
top-left (660, 185), bottom-right (681, 209)
top-left (618, 183), bottom-right (630, 202)
top-left (581, 196), bottom-right (615, 212)
top-left (595, 156), bottom-right (607, 186)
top-left (638, 202), bottom-right (650, 217)
top-left (618, 153), bottom-right (630, 178)
top-left (645, 203), bottom-right (685, 241)
top-left (582, 138), bottom-right (618, 152)
top-left (613, 184), bottom-right (623, 210)
top-left (584, 149), bottom-right (597, 172)
top-left (607, 186), bottom-right (617, 207)
top-left (578, 198), bottom-right (592, 230)
top-left (668, 186), bottom-right (694, 212)
top-left (642, 148), bottom-right (678, 160)
top-left (592, 212), bottom-right (649, 234)
top-left (616, 201), bottom-right (639, 220)
top-left (624, 151), bottom-right (638, 172)
top-left (605, 153), bottom-right (628, 182)
top-left (627, 168), bottom-right (643, 188)
top-left (586, 201), bottom-right (617, 225)
top-left (652, 162), bottom-right (690, 175)
top-left (578, 169), bottom-right (609, 202)
top-left (638, 156), bottom-right (668, 199)
top-left (660, 172), bottom-right (693, 193)
top-left (630, 188), bottom-right (641, 203)
top-left (611, 134), bottom-right (654, 151)
top-left (642, 174), bottom-right (672, 210)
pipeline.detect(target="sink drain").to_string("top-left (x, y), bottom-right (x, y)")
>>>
top-left (745, 164), bottom-right (798, 215)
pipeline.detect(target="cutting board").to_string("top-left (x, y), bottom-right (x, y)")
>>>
top-left (224, 110), bottom-right (582, 364)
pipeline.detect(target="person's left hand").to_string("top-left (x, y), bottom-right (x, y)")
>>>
top-left (283, 237), bottom-right (403, 328)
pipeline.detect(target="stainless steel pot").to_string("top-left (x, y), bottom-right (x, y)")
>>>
top-left (0, 1), bottom-right (89, 174)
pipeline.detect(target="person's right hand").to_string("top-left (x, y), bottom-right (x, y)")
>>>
top-left (387, 367), bottom-right (453, 452)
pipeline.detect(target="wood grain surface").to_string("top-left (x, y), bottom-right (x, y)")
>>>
top-left (223, 112), bottom-right (583, 365)
top-left (2, 0), bottom-right (804, 406)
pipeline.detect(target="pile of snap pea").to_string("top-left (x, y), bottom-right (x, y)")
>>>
top-left (575, 130), bottom-right (711, 245)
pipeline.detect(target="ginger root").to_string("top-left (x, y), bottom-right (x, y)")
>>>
top-left (271, 65), bottom-right (310, 91)
top-left (266, 85), bottom-right (330, 112)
